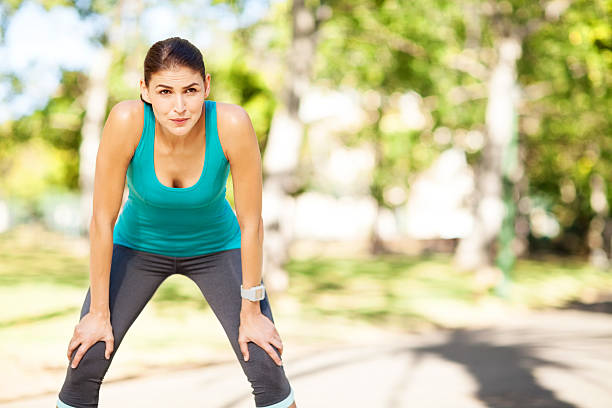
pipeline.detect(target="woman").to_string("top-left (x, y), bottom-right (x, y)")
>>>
top-left (56, 37), bottom-right (297, 408)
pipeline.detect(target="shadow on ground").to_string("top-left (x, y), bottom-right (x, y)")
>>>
top-left (220, 325), bottom-right (581, 408)
top-left (561, 300), bottom-right (612, 314)
top-left (411, 328), bottom-right (576, 408)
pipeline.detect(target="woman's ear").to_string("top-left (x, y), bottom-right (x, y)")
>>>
top-left (139, 79), bottom-right (151, 103)
top-left (203, 73), bottom-right (211, 99)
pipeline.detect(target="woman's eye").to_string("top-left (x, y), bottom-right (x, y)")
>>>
top-left (159, 88), bottom-right (197, 95)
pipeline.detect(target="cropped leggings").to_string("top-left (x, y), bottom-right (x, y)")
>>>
top-left (57, 243), bottom-right (295, 408)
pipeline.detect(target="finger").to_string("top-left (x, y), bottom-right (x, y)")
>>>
top-left (105, 339), bottom-right (114, 360)
top-left (67, 339), bottom-right (80, 360)
top-left (271, 330), bottom-right (282, 344)
top-left (274, 333), bottom-right (283, 348)
top-left (239, 337), bottom-right (249, 362)
top-left (263, 343), bottom-right (282, 366)
top-left (71, 344), bottom-right (88, 368)
top-left (270, 336), bottom-right (283, 356)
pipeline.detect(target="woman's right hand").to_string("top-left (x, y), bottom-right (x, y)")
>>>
top-left (67, 311), bottom-right (114, 369)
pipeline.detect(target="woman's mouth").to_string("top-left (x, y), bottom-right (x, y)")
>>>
top-left (170, 118), bottom-right (189, 125)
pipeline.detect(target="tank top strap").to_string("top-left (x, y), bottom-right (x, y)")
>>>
top-left (133, 102), bottom-right (154, 161)
top-left (204, 100), bottom-right (227, 164)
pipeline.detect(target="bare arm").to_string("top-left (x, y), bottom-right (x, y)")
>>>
top-left (88, 100), bottom-right (141, 316)
top-left (218, 102), bottom-right (284, 367)
top-left (67, 100), bottom-right (141, 368)
top-left (219, 103), bottom-right (264, 314)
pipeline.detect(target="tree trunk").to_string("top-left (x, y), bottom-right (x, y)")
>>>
top-left (79, 47), bottom-right (112, 235)
top-left (261, 0), bottom-right (322, 292)
top-left (454, 38), bottom-right (521, 280)
top-left (369, 113), bottom-right (391, 255)
top-left (588, 173), bottom-right (609, 269)
top-left (78, 0), bottom-right (141, 236)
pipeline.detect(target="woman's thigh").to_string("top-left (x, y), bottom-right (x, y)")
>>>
top-left (78, 244), bottom-right (176, 348)
top-left (59, 244), bottom-right (175, 407)
top-left (177, 247), bottom-right (293, 406)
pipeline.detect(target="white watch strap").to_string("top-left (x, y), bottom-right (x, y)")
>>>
top-left (241, 284), bottom-right (265, 301)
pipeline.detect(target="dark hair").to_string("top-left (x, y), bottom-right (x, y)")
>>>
top-left (140, 37), bottom-right (206, 104)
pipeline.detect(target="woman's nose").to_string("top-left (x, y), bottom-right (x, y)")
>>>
top-left (174, 95), bottom-right (186, 112)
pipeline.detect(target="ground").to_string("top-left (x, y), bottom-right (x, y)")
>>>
top-left (1, 306), bottom-right (611, 408)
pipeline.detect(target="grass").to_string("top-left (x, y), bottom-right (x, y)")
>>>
top-left (1, 223), bottom-right (612, 334)
top-left (284, 251), bottom-right (612, 330)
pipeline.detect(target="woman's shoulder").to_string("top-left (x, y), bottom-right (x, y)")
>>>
top-left (104, 100), bottom-right (145, 157)
top-left (215, 101), bottom-right (251, 127)
top-left (109, 99), bottom-right (145, 127)
top-left (215, 102), bottom-right (254, 162)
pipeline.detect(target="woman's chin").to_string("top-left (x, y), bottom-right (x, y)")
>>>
top-left (165, 123), bottom-right (192, 136)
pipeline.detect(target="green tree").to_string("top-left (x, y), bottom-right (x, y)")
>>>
top-left (519, 0), bottom-right (612, 262)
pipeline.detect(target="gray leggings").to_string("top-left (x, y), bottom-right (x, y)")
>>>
top-left (57, 244), bottom-right (295, 408)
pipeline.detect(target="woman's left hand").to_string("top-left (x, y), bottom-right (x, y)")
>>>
top-left (238, 310), bottom-right (284, 366)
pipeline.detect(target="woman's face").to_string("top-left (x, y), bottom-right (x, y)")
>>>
top-left (140, 65), bottom-right (211, 137)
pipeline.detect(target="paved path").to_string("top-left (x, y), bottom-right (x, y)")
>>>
top-left (2, 308), bottom-right (611, 408)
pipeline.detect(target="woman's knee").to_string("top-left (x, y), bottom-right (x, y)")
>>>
top-left (66, 341), bottom-right (111, 384)
top-left (242, 342), bottom-right (292, 406)
top-left (59, 341), bottom-right (111, 408)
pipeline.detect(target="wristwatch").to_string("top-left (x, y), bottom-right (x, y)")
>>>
top-left (241, 283), bottom-right (266, 301)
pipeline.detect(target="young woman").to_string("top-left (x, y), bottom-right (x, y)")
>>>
top-left (56, 37), bottom-right (297, 408)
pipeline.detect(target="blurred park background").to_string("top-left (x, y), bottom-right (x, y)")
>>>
top-left (1, 0), bottom-right (611, 407)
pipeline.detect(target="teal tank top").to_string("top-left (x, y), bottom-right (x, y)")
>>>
top-left (112, 100), bottom-right (242, 257)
